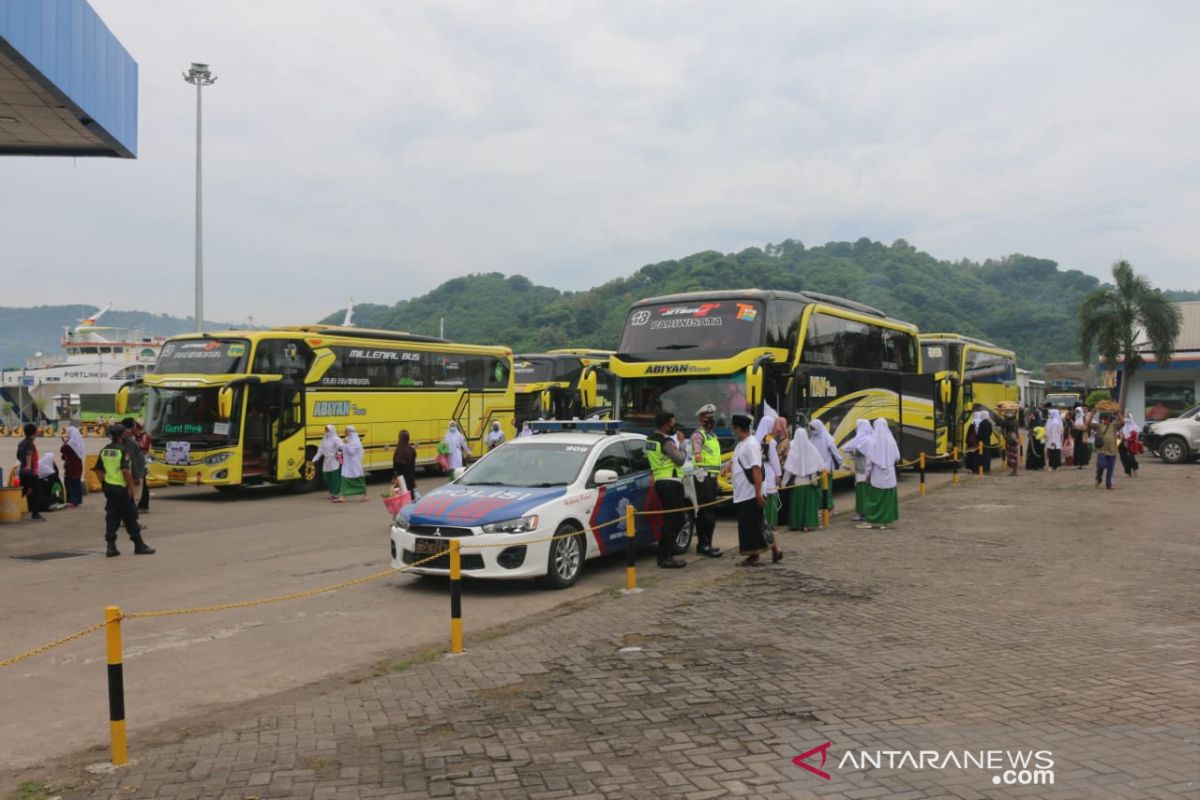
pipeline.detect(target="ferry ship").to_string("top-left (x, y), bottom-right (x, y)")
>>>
top-left (0, 306), bottom-right (165, 423)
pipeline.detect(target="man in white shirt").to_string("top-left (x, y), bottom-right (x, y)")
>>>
top-left (729, 413), bottom-right (773, 567)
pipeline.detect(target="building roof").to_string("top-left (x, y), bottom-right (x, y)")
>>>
top-left (0, 0), bottom-right (138, 158)
top-left (1134, 301), bottom-right (1200, 355)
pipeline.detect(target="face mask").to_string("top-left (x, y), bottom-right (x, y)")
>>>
top-left (702, 416), bottom-right (714, 430)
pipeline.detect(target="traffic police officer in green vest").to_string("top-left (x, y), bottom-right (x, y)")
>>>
top-left (645, 411), bottom-right (687, 569)
top-left (689, 404), bottom-right (724, 558)
top-left (94, 424), bottom-right (155, 558)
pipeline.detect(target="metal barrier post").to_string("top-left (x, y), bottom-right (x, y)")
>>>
top-left (624, 504), bottom-right (638, 592)
top-left (820, 470), bottom-right (830, 528)
top-left (977, 442), bottom-right (984, 477)
top-left (919, 453), bottom-right (926, 496)
top-left (105, 606), bottom-right (128, 766)
top-left (952, 447), bottom-right (959, 486)
top-left (449, 541), bottom-right (463, 654)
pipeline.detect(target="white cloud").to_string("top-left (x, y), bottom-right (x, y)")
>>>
top-left (2, 1), bottom-right (1197, 325)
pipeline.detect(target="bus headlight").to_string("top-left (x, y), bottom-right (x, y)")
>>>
top-left (481, 515), bottom-right (539, 534)
top-left (203, 452), bottom-right (232, 466)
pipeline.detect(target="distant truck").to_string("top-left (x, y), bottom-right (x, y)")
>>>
top-left (1044, 391), bottom-right (1083, 408)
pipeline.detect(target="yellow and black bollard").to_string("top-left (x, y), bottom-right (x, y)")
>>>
top-left (952, 447), bottom-right (959, 486)
top-left (919, 452), bottom-right (927, 496)
top-left (820, 470), bottom-right (830, 528)
top-left (624, 504), bottom-right (638, 593)
top-left (448, 541), bottom-right (463, 654)
top-left (977, 442), bottom-right (984, 477)
top-left (105, 605), bottom-right (128, 766)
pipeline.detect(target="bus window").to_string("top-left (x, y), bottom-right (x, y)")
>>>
top-left (252, 339), bottom-right (311, 376)
top-left (766, 299), bottom-right (807, 349)
top-left (803, 312), bottom-right (886, 370)
top-left (882, 329), bottom-right (918, 373)
top-left (618, 300), bottom-right (764, 358)
top-left (964, 350), bottom-right (1015, 384)
top-left (428, 353), bottom-right (466, 388)
top-left (921, 344), bottom-right (949, 373)
top-left (486, 358), bottom-right (509, 389)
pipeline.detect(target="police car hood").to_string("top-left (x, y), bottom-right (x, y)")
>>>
top-left (405, 484), bottom-right (567, 527)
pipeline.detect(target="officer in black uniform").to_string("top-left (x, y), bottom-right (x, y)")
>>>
top-left (94, 424), bottom-right (155, 558)
top-left (645, 411), bottom-right (687, 569)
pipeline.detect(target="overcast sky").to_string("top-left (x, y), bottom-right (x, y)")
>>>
top-left (3, 1), bottom-right (1198, 325)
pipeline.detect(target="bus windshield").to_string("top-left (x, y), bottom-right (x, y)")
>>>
top-left (155, 339), bottom-right (249, 375)
top-left (618, 374), bottom-right (749, 433)
top-left (144, 386), bottom-right (242, 445)
top-left (514, 357), bottom-right (580, 385)
top-left (921, 344), bottom-right (950, 374)
top-left (618, 300), bottom-right (764, 359)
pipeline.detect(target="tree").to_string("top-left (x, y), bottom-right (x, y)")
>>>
top-left (1077, 260), bottom-right (1182, 411)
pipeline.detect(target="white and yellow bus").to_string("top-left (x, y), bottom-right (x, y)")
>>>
top-left (513, 349), bottom-right (613, 422)
top-left (121, 326), bottom-right (513, 490)
top-left (918, 333), bottom-right (1019, 457)
top-left (609, 289), bottom-right (932, 475)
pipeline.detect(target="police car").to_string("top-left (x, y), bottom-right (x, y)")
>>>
top-left (390, 422), bottom-right (693, 588)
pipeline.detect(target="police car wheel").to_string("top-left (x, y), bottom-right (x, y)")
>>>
top-left (539, 523), bottom-right (584, 589)
top-left (674, 514), bottom-right (694, 555)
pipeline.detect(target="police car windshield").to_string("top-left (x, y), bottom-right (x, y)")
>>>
top-left (618, 300), bottom-right (763, 359)
top-left (459, 442), bottom-right (590, 488)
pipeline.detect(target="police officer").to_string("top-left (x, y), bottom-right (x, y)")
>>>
top-left (94, 424), bottom-right (155, 557)
top-left (645, 411), bottom-right (687, 569)
top-left (690, 404), bottom-right (723, 557)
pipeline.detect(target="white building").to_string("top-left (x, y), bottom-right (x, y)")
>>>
top-left (1118, 301), bottom-right (1200, 424)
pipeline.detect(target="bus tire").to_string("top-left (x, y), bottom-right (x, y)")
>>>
top-left (538, 522), bottom-right (585, 589)
top-left (289, 447), bottom-right (323, 493)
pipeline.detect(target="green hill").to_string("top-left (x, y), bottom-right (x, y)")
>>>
top-left (325, 238), bottom-right (1149, 372)
top-left (0, 306), bottom-right (239, 370)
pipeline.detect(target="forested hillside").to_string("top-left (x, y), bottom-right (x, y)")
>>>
top-left (0, 307), bottom-right (238, 370)
top-left (326, 238), bottom-right (1143, 372)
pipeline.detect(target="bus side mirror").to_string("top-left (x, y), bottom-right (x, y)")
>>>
top-left (304, 348), bottom-right (336, 385)
top-left (540, 390), bottom-right (552, 414)
top-left (115, 386), bottom-right (129, 415)
top-left (940, 378), bottom-right (952, 406)
top-left (962, 380), bottom-right (974, 404)
top-left (580, 367), bottom-right (598, 408)
top-left (746, 365), bottom-right (764, 407)
top-left (218, 386), bottom-right (234, 421)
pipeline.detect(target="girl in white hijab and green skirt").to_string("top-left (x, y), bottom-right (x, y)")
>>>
top-left (335, 426), bottom-right (368, 502)
top-left (319, 424), bottom-right (343, 499)
top-left (858, 419), bottom-right (900, 529)
top-left (846, 419), bottom-right (873, 521)
top-left (782, 423), bottom-right (823, 531)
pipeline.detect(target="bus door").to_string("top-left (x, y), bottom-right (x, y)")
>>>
top-left (273, 385), bottom-right (305, 482)
top-left (899, 373), bottom-right (937, 464)
top-left (242, 385), bottom-right (273, 479)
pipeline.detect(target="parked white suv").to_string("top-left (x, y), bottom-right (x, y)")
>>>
top-left (1142, 406), bottom-right (1200, 464)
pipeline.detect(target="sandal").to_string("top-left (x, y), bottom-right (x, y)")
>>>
top-left (737, 558), bottom-right (763, 567)
top-left (772, 550), bottom-right (783, 563)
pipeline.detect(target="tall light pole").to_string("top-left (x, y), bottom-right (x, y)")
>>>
top-left (183, 63), bottom-right (216, 332)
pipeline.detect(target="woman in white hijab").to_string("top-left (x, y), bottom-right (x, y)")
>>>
top-left (442, 421), bottom-right (471, 470)
top-left (809, 419), bottom-right (845, 515)
top-left (484, 421), bottom-right (506, 451)
top-left (782, 423), bottom-right (823, 531)
top-left (858, 418), bottom-right (901, 529)
top-left (60, 425), bottom-right (87, 507)
top-left (334, 425), bottom-right (368, 502)
top-left (518, 421), bottom-right (533, 438)
top-left (1119, 412), bottom-right (1141, 478)
top-left (846, 419), bottom-right (874, 521)
top-left (1044, 409), bottom-right (1064, 471)
top-left (319, 424), bottom-right (343, 499)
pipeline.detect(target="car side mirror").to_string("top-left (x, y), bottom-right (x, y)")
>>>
top-left (593, 468), bottom-right (619, 485)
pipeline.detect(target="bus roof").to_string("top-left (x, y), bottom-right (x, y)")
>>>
top-left (630, 288), bottom-right (892, 322)
top-left (919, 332), bottom-right (1013, 354)
top-left (165, 326), bottom-right (510, 354)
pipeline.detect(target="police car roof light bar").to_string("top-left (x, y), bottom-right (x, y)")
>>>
top-left (528, 420), bottom-right (622, 435)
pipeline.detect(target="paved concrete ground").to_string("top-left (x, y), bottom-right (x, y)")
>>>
top-left (4, 457), bottom-right (1197, 799)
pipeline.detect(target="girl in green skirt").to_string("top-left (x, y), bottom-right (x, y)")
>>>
top-left (335, 426), bottom-right (369, 502)
top-left (319, 424), bottom-right (343, 499)
top-left (846, 419), bottom-right (873, 521)
top-left (782, 425), bottom-right (823, 531)
top-left (858, 419), bottom-right (900, 529)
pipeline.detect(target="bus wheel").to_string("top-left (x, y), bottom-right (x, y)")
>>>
top-left (289, 448), bottom-right (323, 493)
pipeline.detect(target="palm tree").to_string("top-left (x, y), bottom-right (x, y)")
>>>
top-left (1077, 259), bottom-right (1182, 411)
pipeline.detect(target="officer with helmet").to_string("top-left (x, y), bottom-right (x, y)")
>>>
top-left (644, 411), bottom-right (688, 569)
top-left (94, 424), bottom-right (155, 558)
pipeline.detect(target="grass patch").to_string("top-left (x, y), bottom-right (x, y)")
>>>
top-left (9, 782), bottom-right (51, 800)
top-left (390, 645), bottom-right (446, 672)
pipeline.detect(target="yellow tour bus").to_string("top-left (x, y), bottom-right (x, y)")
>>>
top-left (918, 333), bottom-right (1019, 457)
top-left (609, 289), bottom-right (934, 476)
top-left (119, 325), bottom-right (513, 491)
top-left (513, 349), bottom-right (613, 422)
